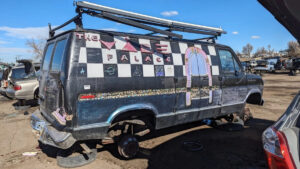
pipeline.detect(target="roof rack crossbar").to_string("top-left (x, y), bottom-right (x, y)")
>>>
top-left (194, 36), bottom-right (217, 43)
top-left (49, 14), bottom-right (82, 38)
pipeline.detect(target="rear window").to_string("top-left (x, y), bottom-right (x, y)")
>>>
top-left (42, 43), bottom-right (54, 71)
top-left (11, 67), bottom-right (26, 80)
top-left (51, 39), bottom-right (67, 72)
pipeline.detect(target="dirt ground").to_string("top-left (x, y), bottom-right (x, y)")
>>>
top-left (0, 72), bottom-right (300, 169)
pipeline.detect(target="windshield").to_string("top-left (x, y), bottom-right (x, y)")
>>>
top-left (0, 71), bottom-right (3, 80)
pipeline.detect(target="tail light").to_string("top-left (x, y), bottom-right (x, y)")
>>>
top-left (262, 127), bottom-right (296, 169)
top-left (3, 81), bottom-right (8, 88)
top-left (14, 85), bottom-right (22, 91)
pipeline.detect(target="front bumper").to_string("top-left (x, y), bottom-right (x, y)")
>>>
top-left (31, 110), bottom-right (76, 149)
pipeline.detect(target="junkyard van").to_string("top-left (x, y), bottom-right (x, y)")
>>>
top-left (31, 1), bottom-right (264, 160)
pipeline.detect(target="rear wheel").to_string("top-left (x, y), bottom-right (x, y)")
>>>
top-left (290, 69), bottom-right (296, 76)
top-left (108, 116), bottom-right (153, 159)
top-left (117, 135), bottom-right (139, 159)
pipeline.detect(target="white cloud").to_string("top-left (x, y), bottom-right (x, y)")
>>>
top-left (0, 47), bottom-right (30, 54)
top-left (0, 40), bottom-right (9, 44)
top-left (160, 11), bottom-right (179, 17)
top-left (0, 26), bottom-right (49, 39)
top-left (100, 28), bottom-right (118, 31)
top-left (128, 29), bottom-right (136, 33)
top-left (232, 31), bottom-right (239, 35)
top-left (0, 47), bottom-right (31, 62)
top-left (251, 35), bottom-right (260, 39)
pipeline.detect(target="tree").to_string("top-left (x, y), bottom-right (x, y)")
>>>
top-left (253, 47), bottom-right (267, 58)
top-left (235, 50), bottom-right (242, 58)
top-left (267, 44), bottom-right (275, 57)
top-left (242, 43), bottom-right (253, 57)
top-left (287, 41), bottom-right (300, 57)
top-left (26, 39), bottom-right (46, 61)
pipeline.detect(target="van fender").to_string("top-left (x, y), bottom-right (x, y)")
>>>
top-left (106, 103), bottom-right (158, 124)
top-left (244, 88), bottom-right (264, 105)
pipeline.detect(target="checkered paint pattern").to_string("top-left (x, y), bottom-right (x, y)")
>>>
top-left (77, 33), bottom-right (217, 78)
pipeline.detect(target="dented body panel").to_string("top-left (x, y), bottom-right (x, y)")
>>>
top-left (31, 29), bottom-right (264, 149)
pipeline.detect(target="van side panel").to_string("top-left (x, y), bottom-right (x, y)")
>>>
top-left (68, 31), bottom-right (249, 139)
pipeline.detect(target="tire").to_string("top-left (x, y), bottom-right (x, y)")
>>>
top-left (56, 143), bottom-right (97, 168)
top-left (290, 69), bottom-right (296, 76)
top-left (118, 135), bottom-right (139, 159)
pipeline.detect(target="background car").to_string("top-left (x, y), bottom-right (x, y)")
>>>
top-left (259, 0), bottom-right (300, 168)
top-left (5, 60), bottom-right (40, 106)
top-left (254, 60), bottom-right (275, 73)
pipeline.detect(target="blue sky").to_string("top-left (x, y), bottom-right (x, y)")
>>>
top-left (0, 0), bottom-right (296, 63)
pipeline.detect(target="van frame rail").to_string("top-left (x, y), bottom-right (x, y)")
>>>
top-left (49, 1), bottom-right (226, 40)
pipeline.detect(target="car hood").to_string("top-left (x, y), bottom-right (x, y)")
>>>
top-left (258, 0), bottom-right (300, 42)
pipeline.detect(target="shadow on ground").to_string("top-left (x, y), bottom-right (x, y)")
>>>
top-left (99, 118), bottom-right (274, 169)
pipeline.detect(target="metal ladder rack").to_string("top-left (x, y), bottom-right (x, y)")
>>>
top-left (49, 1), bottom-right (226, 40)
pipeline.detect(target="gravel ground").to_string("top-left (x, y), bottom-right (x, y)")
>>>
top-left (0, 72), bottom-right (299, 169)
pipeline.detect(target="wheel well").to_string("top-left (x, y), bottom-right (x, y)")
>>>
top-left (246, 93), bottom-right (262, 105)
top-left (111, 109), bottom-right (156, 127)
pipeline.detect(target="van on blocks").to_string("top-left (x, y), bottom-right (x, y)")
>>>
top-left (31, 1), bottom-right (264, 160)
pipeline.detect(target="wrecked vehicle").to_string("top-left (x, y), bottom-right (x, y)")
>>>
top-left (30, 1), bottom-right (264, 166)
top-left (259, 0), bottom-right (300, 168)
top-left (285, 57), bottom-right (300, 76)
top-left (6, 60), bottom-right (40, 105)
top-left (254, 59), bottom-right (275, 74)
top-left (0, 62), bottom-right (12, 96)
top-left (262, 92), bottom-right (300, 169)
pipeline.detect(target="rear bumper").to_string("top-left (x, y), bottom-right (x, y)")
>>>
top-left (5, 88), bottom-right (16, 99)
top-left (30, 110), bottom-right (76, 149)
top-left (0, 87), bottom-right (6, 95)
top-left (6, 88), bottom-right (34, 100)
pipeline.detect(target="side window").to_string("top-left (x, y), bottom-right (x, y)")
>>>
top-left (42, 44), bottom-right (54, 71)
top-left (233, 58), bottom-right (241, 72)
top-left (219, 49), bottom-right (235, 73)
top-left (51, 39), bottom-right (67, 72)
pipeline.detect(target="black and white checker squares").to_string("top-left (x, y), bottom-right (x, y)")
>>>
top-left (77, 33), bottom-right (218, 78)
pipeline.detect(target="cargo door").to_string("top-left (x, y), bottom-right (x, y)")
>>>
top-left (177, 47), bottom-right (211, 110)
top-left (40, 39), bottom-right (68, 115)
top-left (39, 43), bottom-right (55, 114)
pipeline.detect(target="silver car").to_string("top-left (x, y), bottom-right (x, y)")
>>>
top-left (6, 60), bottom-right (40, 104)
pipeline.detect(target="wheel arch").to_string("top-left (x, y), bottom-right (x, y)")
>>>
top-left (107, 103), bottom-right (158, 125)
top-left (246, 92), bottom-right (263, 105)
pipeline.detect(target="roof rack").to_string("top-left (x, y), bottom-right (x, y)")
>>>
top-left (49, 1), bottom-right (226, 40)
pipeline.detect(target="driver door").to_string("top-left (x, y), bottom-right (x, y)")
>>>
top-left (218, 48), bottom-right (247, 106)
